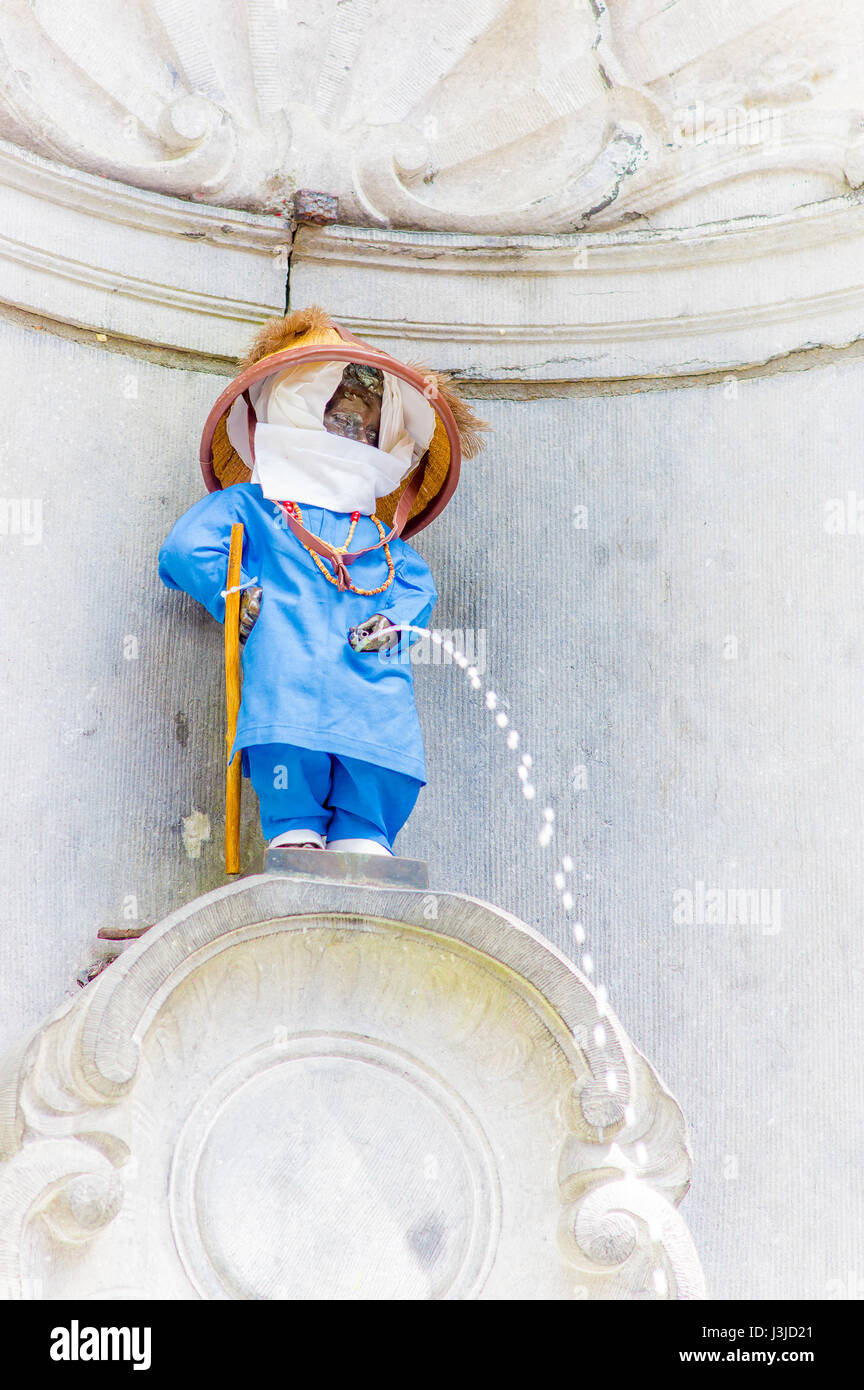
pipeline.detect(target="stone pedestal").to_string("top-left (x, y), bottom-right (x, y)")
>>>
top-left (0, 868), bottom-right (703, 1301)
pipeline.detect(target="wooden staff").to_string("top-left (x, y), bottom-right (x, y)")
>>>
top-left (224, 522), bottom-right (244, 874)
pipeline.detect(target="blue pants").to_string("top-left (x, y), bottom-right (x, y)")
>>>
top-left (246, 743), bottom-right (423, 851)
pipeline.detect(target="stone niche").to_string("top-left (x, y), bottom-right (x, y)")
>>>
top-left (1, 0), bottom-right (861, 233)
top-left (0, 869), bottom-right (704, 1301)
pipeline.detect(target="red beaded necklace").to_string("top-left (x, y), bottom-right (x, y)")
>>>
top-left (278, 500), bottom-right (395, 596)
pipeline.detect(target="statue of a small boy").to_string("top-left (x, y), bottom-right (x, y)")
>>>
top-left (159, 307), bottom-right (484, 858)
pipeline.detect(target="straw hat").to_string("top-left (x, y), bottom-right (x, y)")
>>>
top-left (199, 305), bottom-right (488, 539)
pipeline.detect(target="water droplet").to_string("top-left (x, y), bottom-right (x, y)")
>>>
top-left (562, 855), bottom-right (574, 872)
top-left (495, 712), bottom-right (508, 727)
top-left (521, 753), bottom-right (533, 767)
top-left (573, 921), bottom-right (585, 942)
top-left (562, 892), bottom-right (574, 910)
top-left (582, 953), bottom-right (593, 973)
top-left (523, 784), bottom-right (536, 799)
top-left (593, 1024), bottom-right (606, 1047)
top-left (506, 730), bottom-right (519, 749)
top-left (543, 807), bottom-right (555, 821)
top-left (604, 1068), bottom-right (617, 1092)
top-left (554, 872), bottom-right (566, 890)
top-left (485, 691), bottom-right (498, 709)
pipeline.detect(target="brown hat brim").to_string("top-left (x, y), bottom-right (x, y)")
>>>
top-left (199, 341), bottom-right (464, 539)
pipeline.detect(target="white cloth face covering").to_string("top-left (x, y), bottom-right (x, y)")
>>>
top-left (226, 359), bottom-right (436, 513)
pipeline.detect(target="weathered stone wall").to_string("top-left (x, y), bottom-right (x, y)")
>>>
top-left (3, 0), bottom-right (864, 1307)
top-left (2, 298), bottom-right (863, 1296)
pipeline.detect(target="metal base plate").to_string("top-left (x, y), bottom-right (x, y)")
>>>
top-left (263, 846), bottom-right (430, 889)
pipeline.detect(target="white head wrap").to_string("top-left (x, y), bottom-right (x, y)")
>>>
top-left (225, 359), bottom-right (436, 513)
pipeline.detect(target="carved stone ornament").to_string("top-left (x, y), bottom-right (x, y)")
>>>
top-left (0, 874), bottom-right (705, 1300)
top-left (0, 0), bottom-right (861, 233)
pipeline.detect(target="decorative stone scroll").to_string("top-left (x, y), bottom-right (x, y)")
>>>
top-left (0, 872), bottom-right (704, 1300)
top-left (0, 0), bottom-right (860, 233)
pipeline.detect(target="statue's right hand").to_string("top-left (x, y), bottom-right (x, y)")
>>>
top-left (239, 586), bottom-right (263, 645)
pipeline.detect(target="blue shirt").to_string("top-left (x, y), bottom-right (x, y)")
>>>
top-left (158, 483), bottom-right (438, 782)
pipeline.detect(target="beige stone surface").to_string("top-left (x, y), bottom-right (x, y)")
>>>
top-left (1, 0), bottom-right (862, 1304)
top-left (0, 874), bottom-right (703, 1300)
top-left (0, 1), bottom-right (861, 233)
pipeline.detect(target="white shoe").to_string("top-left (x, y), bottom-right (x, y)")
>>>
top-left (326, 837), bottom-right (393, 857)
top-left (269, 829), bottom-right (326, 850)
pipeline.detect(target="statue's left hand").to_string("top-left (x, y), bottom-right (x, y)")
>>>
top-left (348, 614), bottom-right (398, 653)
